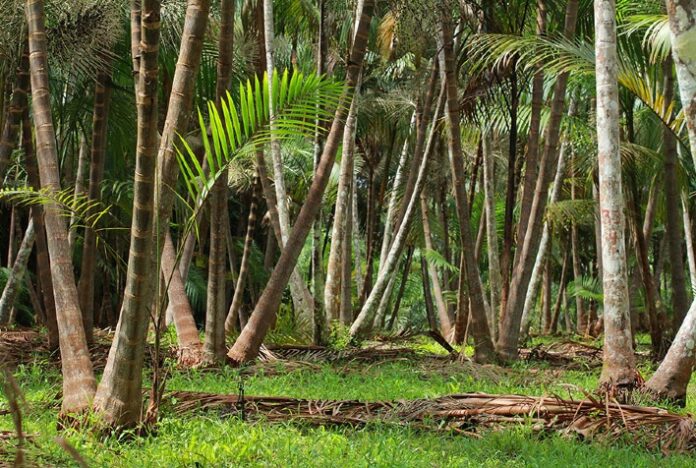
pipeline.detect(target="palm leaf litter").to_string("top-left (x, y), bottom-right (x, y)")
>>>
top-left (167, 390), bottom-right (696, 453)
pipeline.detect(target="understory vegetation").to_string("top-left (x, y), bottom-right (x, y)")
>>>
top-left (2, 334), bottom-right (695, 467)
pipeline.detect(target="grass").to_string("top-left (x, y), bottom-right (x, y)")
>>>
top-left (2, 335), bottom-right (696, 467)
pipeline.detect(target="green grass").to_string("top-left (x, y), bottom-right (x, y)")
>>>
top-left (2, 336), bottom-right (696, 467)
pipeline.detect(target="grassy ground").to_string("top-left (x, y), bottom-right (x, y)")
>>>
top-left (2, 335), bottom-right (696, 467)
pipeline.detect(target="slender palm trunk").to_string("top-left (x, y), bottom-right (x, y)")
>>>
top-left (202, 0), bottom-right (235, 364)
top-left (0, 219), bottom-right (35, 325)
top-left (666, 0), bottom-right (696, 166)
top-left (420, 194), bottom-right (453, 338)
top-left (439, 14), bottom-right (495, 362)
top-left (393, 64), bottom-right (438, 235)
top-left (340, 181), bottom-right (353, 324)
top-left (153, 0), bottom-right (211, 268)
top-left (482, 131), bottom-right (501, 338)
top-left (225, 177), bottom-right (260, 332)
top-left (516, 0), bottom-right (547, 246)
top-left (262, 0), bottom-right (317, 333)
top-left (350, 89), bottom-right (443, 338)
top-left (0, 39), bottom-right (29, 179)
top-left (77, 65), bottom-right (113, 344)
top-left (352, 175), bottom-right (364, 297)
top-left (541, 255), bottom-right (552, 333)
top-left (521, 123), bottom-right (573, 337)
top-left (130, 0), bottom-right (141, 82)
top-left (26, 0), bottom-right (96, 413)
top-left (683, 192), bottom-right (696, 292)
top-left (496, 0), bottom-right (579, 360)
top-left (662, 56), bottom-right (689, 330)
top-left (640, 0), bottom-right (696, 402)
top-left (325, 93), bottom-right (359, 322)
top-left (227, 0), bottom-right (373, 363)
top-left (550, 248), bottom-right (570, 334)
top-left (378, 112), bottom-right (415, 269)
top-left (94, 0), bottom-right (160, 426)
top-left (68, 136), bottom-right (89, 249)
top-left (162, 232), bottom-right (203, 366)
top-left (594, 0), bottom-right (637, 389)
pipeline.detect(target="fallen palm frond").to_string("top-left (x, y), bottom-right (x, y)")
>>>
top-left (520, 341), bottom-right (604, 368)
top-left (259, 344), bottom-right (451, 364)
top-left (167, 390), bottom-right (696, 453)
top-left (0, 330), bottom-right (175, 371)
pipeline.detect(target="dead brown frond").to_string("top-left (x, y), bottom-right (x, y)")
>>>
top-left (166, 390), bottom-right (696, 453)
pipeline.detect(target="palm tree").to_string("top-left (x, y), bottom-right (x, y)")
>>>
top-left (203, 0), bottom-right (235, 365)
top-left (643, 0), bottom-right (696, 402)
top-left (0, 218), bottom-right (35, 325)
top-left (439, 11), bottom-right (494, 362)
top-left (324, 91), bottom-right (359, 323)
top-left (227, 0), bottom-right (374, 363)
top-left (94, 0), bottom-right (161, 426)
top-left (594, 0), bottom-right (638, 390)
top-left (0, 39), bottom-right (29, 179)
top-left (78, 64), bottom-right (113, 345)
top-left (496, 0), bottom-right (579, 360)
top-left (26, 0), bottom-right (97, 414)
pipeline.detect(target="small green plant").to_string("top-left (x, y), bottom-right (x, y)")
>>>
top-left (328, 321), bottom-right (352, 350)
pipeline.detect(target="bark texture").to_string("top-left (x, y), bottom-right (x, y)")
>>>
top-left (94, 0), bottom-right (161, 426)
top-left (594, 0), bottom-right (638, 388)
top-left (26, 0), bottom-right (97, 413)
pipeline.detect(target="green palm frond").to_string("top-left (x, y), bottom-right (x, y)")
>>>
top-left (546, 199), bottom-right (595, 228)
top-left (567, 274), bottom-right (603, 302)
top-left (0, 186), bottom-right (112, 230)
top-left (621, 14), bottom-right (670, 65)
top-left (421, 248), bottom-right (459, 274)
top-left (466, 32), bottom-right (685, 146)
top-left (176, 69), bottom-right (344, 210)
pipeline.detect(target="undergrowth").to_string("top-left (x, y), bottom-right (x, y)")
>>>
top-left (1, 335), bottom-right (696, 466)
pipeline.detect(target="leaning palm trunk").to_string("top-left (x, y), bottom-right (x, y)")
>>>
top-left (94, 0), bottom-right (160, 426)
top-left (261, 0), bottom-right (316, 332)
top-left (641, 0), bottom-right (696, 401)
top-left (162, 232), bottom-right (203, 367)
top-left (481, 131), bottom-right (502, 339)
top-left (520, 140), bottom-right (569, 337)
top-left (26, 0), bottom-right (96, 413)
top-left (515, 0), bottom-right (547, 247)
top-left (439, 14), bottom-right (494, 362)
top-left (645, 298), bottom-right (696, 402)
top-left (420, 195), bottom-right (453, 338)
top-left (78, 65), bottom-right (113, 343)
top-left (594, 0), bottom-right (637, 389)
top-left (520, 99), bottom-right (576, 337)
top-left (22, 109), bottom-right (58, 349)
top-left (228, 0), bottom-right (373, 363)
top-left (378, 112), bottom-right (415, 268)
top-left (350, 92), bottom-right (443, 338)
top-left (496, 0), bottom-right (579, 360)
top-left (225, 177), bottom-right (260, 332)
top-left (325, 92), bottom-right (359, 322)
top-left (153, 0), bottom-right (211, 270)
top-left (0, 219), bottom-right (35, 325)
top-left (68, 137), bottom-right (89, 249)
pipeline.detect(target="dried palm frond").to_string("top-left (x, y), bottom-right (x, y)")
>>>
top-left (168, 390), bottom-right (696, 453)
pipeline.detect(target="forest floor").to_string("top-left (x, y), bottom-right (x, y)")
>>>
top-left (2, 332), bottom-right (696, 467)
